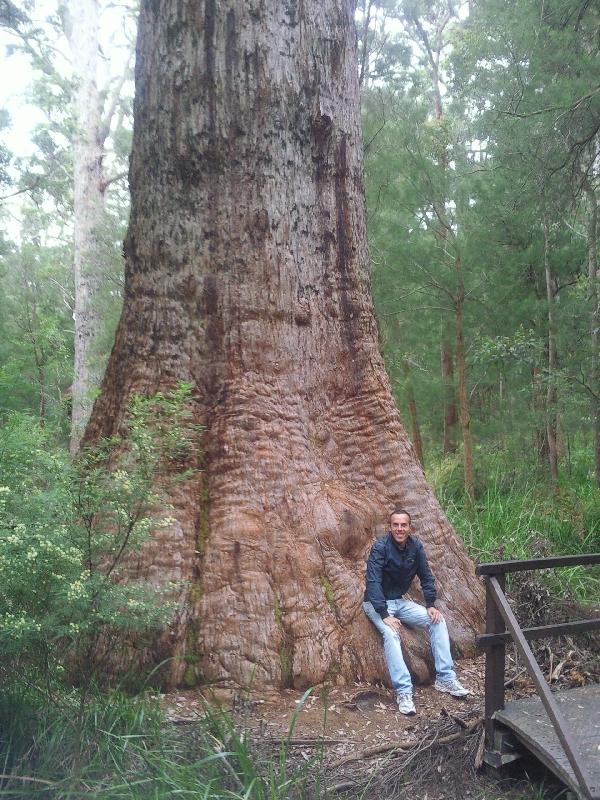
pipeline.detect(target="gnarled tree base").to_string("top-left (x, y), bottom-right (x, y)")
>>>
top-left (83, 0), bottom-right (484, 690)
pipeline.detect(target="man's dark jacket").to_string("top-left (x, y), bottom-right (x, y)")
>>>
top-left (363, 534), bottom-right (436, 619)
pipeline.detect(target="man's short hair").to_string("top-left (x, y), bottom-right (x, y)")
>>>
top-left (390, 508), bottom-right (411, 523)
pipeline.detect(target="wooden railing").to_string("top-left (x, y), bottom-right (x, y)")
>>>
top-left (476, 554), bottom-right (600, 800)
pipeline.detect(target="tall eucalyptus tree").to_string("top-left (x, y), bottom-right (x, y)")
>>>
top-left (84, 0), bottom-right (483, 688)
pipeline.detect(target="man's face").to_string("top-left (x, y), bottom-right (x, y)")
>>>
top-left (390, 513), bottom-right (411, 547)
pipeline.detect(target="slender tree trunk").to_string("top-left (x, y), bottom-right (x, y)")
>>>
top-left (543, 216), bottom-right (559, 483)
top-left (358, 0), bottom-right (374, 89)
top-left (532, 366), bottom-right (548, 463)
top-left (584, 181), bottom-right (600, 486)
top-left (416, 14), bottom-right (458, 460)
top-left (451, 138), bottom-right (474, 499)
top-left (454, 267), bottom-right (475, 503)
top-left (63, 0), bottom-right (105, 455)
top-left (84, 0), bottom-right (483, 689)
top-left (36, 359), bottom-right (46, 426)
top-left (441, 330), bottom-right (457, 454)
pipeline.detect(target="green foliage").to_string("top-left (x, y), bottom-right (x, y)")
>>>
top-left (0, 208), bottom-right (73, 425)
top-left (0, 686), bottom-right (327, 799)
top-left (0, 108), bottom-right (11, 190)
top-left (431, 444), bottom-right (600, 602)
top-left (0, 383), bottom-right (200, 694)
top-left (0, 1), bottom-right (136, 429)
top-left (361, 0), bottom-right (600, 500)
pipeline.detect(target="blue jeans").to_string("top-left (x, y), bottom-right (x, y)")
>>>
top-left (363, 598), bottom-right (457, 694)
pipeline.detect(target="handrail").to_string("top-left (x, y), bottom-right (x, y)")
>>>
top-left (477, 553), bottom-right (600, 575)
top-left (476, 617), bottom-right (600, 647)
top-left (487, 577), bottom-right (595, 800)
top-left (476, 553), bottom-right (600, 800)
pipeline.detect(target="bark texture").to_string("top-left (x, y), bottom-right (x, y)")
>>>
top-left (85, 0), bottom-right (484, 689)
top-left (543, 216), bottom-right (559, 483)
top-left (441, 332), bottom-right (457, 455)
top-left (65, 0), bottom-right (106, 454)
top-left (583, 180), bottom-right (600, 487)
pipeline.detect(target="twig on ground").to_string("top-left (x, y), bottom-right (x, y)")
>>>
top-left (328, 716), bottom-right (483, 768)
top-left (0, 774), bottom-right (57, 786)
top-left (440, 707), bottom-right (470, 728)
top-left (264, 736), bottom-right (361, 746)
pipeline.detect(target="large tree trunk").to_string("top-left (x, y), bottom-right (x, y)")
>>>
top-left (402, 362), bottom-right (425, 467)
top-left (84, 0), bottom-right (483, 689)
top-left (64, 0), bottom-right (106, 455)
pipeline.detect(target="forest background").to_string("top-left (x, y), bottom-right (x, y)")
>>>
top-left (3, 0), bottom-right (600, 587)
top-left (0, 0), bottom-right (599, 797)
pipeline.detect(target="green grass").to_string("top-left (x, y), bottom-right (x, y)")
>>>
top-left (0, 686), bottom-right (327, 800)
top-left (434, 457), bottom-right (600, 604)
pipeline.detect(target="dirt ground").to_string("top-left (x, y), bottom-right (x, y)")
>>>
top-left (159, 580), bottom-right (599, 798)
top-left (164, 657), bottom-right (485, 746)
top-left (160, 655), bottom-right (565, 799)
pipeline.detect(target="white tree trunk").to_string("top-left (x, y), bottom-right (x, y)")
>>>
top-left (64, 0), bottom-right (105, 454)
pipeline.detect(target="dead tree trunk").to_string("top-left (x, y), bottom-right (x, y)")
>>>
top-left (84, 0), bottom-right (483, 689)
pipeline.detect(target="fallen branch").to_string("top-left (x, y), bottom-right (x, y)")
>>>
top-left (329, 716), bottom-right (483, 768)
top-left (329, 778), bottom-right (363, 793)
top-left (0, 774), bottom-right (57, 786)
top-left (264, 736), bottom-right (361, 746)
top-left (440, 707), bottom-right (470, 728)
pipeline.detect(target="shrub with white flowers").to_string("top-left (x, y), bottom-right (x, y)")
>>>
top-left (0, 383), bottom-right (202, 692)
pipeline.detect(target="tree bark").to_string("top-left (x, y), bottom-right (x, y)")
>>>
top-left (583, 180), bottom-right (600, 486)
top-left (543, 216), bottom-right (559, 483)
top-left (441, 331), bottom-right (457, 454)
top-left (404, 366), bottom-right (425, 467)
top-left (84, 0), bottom-right (483, 690)
top-left (64, 0), bottom-right (106, 455)
top-left (454, 264), bottom-right (475, 503)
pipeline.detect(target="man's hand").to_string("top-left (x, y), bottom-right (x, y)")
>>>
top-left (427, 606), bottom-right (443, 624)
top-left (383, 616), bottom-right (403, 634)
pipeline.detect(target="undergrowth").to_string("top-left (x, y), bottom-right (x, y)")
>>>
top-left (1, 416), bottom-right (598, 798)
top-left (0, 686), bottom-right (324, 799)
top-left (429, 448), bottom-right (600, 604)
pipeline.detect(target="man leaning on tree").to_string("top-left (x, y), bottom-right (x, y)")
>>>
top-left (363, 508), bottom-right (471, 715)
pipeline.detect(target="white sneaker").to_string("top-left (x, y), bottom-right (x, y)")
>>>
top-left (434, 678), bottom-right (471, 698)
top-left (396, 692), bottom-right (416, 715)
